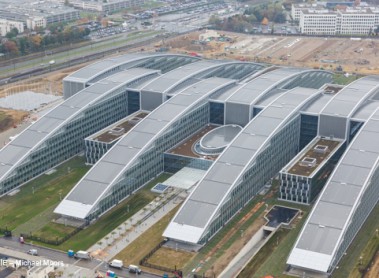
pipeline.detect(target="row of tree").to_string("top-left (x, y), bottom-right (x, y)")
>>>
top-left (208, 2), bottom-right (286, 33)
top-left (1, 26), bottom-right (90, 56)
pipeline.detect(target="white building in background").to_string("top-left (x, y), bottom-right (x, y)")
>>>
top-left (58, 0), bottom-right (146, 13)
top-left (337, 8), bottom-right (377, 35)
top-left (299, 10), bottom-right (337, 35)
top-left (0, 18), bottom-right (24, 36)
top-left (299, 7), bottom-right (379, 35)
top-left (292, 3), bottom-right (328, 21)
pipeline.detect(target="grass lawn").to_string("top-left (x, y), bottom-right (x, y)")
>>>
top-left (0, 156), bottom-right (89, 231)
top-left (33, 222), bottom-right (77, 241)
top-left (238, 228), bottom-right (290, 278)
top-left (251, 209), bottom-right (310, 278)
top-left (332, 203), bottom-right (379, 278)
top-left (115, 206), bottom-right (180, 268)
top-left (183, 197), bottom-right (267, 275)
top-left (39, 173), bottom-right (171, 251)
top-left (333, 73), bottom-right (360, 85)
top-left (147, 247), bottom-right (195, 270)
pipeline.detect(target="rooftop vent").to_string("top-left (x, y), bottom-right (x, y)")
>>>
top-left (314, 144), bottom-right (328, 154)
top-left (129, 117), bottom-right (142, 125)
top-left (300, 157), bottom-right (316, 167)
top-left (109, 127), bottom-right (124, 136)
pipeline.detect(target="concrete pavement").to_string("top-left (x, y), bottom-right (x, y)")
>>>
top-left (89, 188), bottom-right (187, 262)
top-left (219, 227), bottom-right (277, 278)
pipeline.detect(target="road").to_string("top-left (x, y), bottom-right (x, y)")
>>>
top-left (0, 30), bottom-right (162, 79)
top-left (0, 237), bottom-right (159, 278)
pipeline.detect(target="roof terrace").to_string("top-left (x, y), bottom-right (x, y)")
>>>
top-left (90, 112), bottom-right (149, 143)
top-left (286, 138), bottom-right (342, 177)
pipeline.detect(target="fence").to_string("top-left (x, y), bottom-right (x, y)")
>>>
top-left (140, 239), bottom-right (183, 277)
top-left (20, 222), bottom-right (87, 245)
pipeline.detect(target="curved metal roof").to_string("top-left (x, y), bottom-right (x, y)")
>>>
top-left (55, 77), bottom-right (236, 219)
top-left (64, 53), bottom-right (199, 84)
top-left (224, 67), bottom-right (305, 104)
top-left (0, 68), bottom-right (158, 189)
top-left (320, 76), bottom-right (379, 118)
top-left (141, 60), bottom-right (264, 95)
top-left (288, 107), bottom-right (379, 273)
top-left (164, 87), bottom-right (320, 244)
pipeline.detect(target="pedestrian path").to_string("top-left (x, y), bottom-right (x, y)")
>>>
top-left (88, 188), bottom-right (187, 261)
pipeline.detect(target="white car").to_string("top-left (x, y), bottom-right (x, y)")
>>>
top-left (27, 249), bottom-right (38, 256)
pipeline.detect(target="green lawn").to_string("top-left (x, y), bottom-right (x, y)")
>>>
top-left (116, 206), bottom-right (181, 268)
top-left (183, 196), bottom-right (267, 275)
top-left (251, 213), bottom-right (309, 278)
top-left (332, 203), bottom-right (379, 278)
top-left (333, 73), bottom-right (361, 85)
top-left (39, 173), bottom-right (171, 251)
top-left (238, 228), bottom-right (290, 278)
top-left (33, 222), bottom-right (77, 241)
top-left (0, 156), bottom-right (89, 231)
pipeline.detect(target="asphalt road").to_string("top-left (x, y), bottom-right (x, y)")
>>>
top-left (0, 237), bottom-right (160, 278)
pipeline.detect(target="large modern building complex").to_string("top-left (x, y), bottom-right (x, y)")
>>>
top-left (1, 53), bottom-right (379, 277)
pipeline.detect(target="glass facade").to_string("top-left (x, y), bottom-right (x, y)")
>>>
top-left (252, 107), bottom-right (262, 118)
top-left (209, 102), bottom-right (224, 125)
top-left (299, 114), bottom-right (318, 150)
top-left (164, 153), bottom-right (212, 173)
top-left (349, 120), bottom-right (364, 142)
top-left (200, 116), bottom-right (301, 244)
top-left (0, 88), bottom-right (130, 195)
top-left (89, 102), bottom-right (210, 220)
top-left (279, 142), bottom-right (346, 204)
top-left (85, 140), bottom-right (116, 165)
top-left (127, 90), bottom-right (140, 114)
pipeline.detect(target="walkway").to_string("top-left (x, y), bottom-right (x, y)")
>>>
top-left (88, 188), bottom-right (187, 261)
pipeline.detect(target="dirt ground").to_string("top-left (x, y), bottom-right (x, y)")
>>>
top-left (166, 31), bottom-right (379, 75)
top-left (0, 64), bottom-right (84, 133)
top-left (200, 202), bottom-right (265, 277)
top-left (366, 252), bottom-right (379, 278)
top-left (0, 109), bottom-right (28, 132)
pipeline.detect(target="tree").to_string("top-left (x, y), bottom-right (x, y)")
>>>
top-left (17, 37), bottom-right (29, 55)
top-left (29, 35), bottom-right (42, 51)
top-left (5, 28), bottom-right (19, 39)
top-left (208, 15), bottom-right (221, 26)
top-left (273, 12), bottom-right (286, 23)
top-left (3, 40), bottom-right (19, 55)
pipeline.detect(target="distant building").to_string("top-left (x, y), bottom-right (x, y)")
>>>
top-left (0, 1), bottom-right (79, 33)
top-left (299, 7), bottom-right (379, 35)
top-left (0, 18), bottom-right (24, 36)
top-left (61, 0), bottom-right (146, 13)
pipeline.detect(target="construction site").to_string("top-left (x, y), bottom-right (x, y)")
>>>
top-left (161, 31), bottom-right (379, 75)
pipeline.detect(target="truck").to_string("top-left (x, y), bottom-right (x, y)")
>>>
top-left (109, 259), bottom-right (123, 269)
top-left (128, 264), bottom-right (141, 274)
top-left (74, 250), bottom-right (91, 259)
